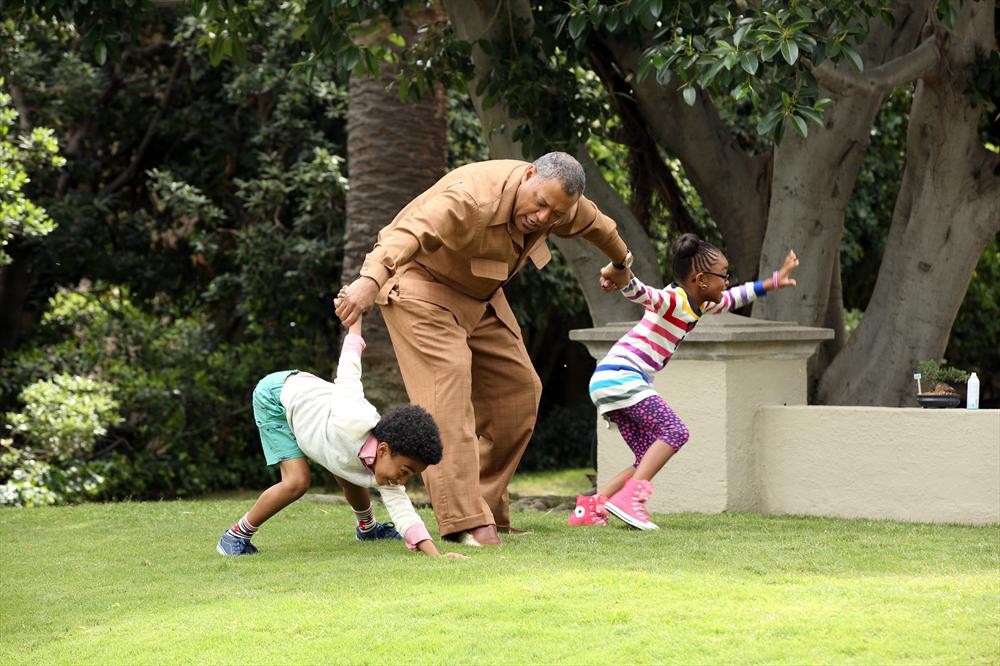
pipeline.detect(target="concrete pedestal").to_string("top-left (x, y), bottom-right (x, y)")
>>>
top-left (570, 312), bottom-right (833, 514)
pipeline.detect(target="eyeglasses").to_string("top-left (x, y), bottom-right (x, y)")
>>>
top-left (703, 270), bottom-right (732, 282)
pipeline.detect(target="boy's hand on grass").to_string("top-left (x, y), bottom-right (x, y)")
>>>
top-left (417, 539), bottom-right (468, 559)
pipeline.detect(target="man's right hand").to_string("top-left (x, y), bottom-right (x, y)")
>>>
top-left (334, 277), bottom-right (379, 328)
top-left (599, 262), bottom-right (632, 292)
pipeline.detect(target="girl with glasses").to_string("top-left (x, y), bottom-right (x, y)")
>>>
top-left (568, 233), bottom-right (799, 530)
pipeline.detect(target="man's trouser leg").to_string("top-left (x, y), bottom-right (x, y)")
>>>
top-left (469, 306), bottom-right (542, 531)
top-left (380, 295), bottom-right (493, 537)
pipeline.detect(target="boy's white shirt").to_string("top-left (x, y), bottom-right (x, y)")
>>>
top-left (279, 336), bottom-right (427, 543)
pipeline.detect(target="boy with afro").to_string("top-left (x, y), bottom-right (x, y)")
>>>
top-left (217, 312), bottom-right (464, 558)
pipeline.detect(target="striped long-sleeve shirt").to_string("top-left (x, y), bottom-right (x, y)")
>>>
top-left (589, 276), bottom-right (767, 415)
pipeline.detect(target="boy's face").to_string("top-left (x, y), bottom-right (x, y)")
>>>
top-left (372, 442), bottom-right (428, 487)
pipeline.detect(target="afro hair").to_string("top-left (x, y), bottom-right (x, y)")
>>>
top-left (371, 404), bottom-right (443, 465)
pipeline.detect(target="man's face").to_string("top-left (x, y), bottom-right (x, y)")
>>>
top-left (511, 165), bottom-right (579, 234)
top-left (372, 443), bottom-right (428, 487)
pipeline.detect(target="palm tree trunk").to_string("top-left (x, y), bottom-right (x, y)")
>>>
top-left (340, 5), bottom-right (448, 405)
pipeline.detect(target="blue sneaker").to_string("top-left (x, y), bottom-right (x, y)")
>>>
top-left (356, 522), bottom-right (402, 541)
top-left (217, 531), bottom-right (259, 556)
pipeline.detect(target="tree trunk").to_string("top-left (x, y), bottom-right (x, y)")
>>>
top-left (341, 6), bottom-right (448, 405)
top-left (0, 245), bottom-right (34, 355)
top-left (753, 0), bottom-right (935, 388)
top-left (818, 0), bottom-right (1000, 406)
top-left (753, 0), bottom-right (933, 330)
top-left (443, 0), bottom-right (655, 326)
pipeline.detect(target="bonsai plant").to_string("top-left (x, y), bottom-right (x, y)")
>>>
top-left (914, 360), bottom-right (969, 407)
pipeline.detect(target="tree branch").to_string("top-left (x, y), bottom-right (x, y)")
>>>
top-left (586, 39), bottom-right (699, 237)
top-left (602, 35), bottom-right (771, 275)
top-left (6, 83), bottom-right (32, 131)
top-left (101, 55), bottom-right (185, 197)
top-left (813, 36), bottom-right (940, 96)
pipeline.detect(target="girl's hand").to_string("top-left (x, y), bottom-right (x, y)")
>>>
top-left (773, 250), bottom-right (799, 289)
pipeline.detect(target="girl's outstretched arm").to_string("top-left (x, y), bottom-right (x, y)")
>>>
top-left (702, 249), bottom-right (800, 314)
top-left (617, 273), bottom-right (676, 315)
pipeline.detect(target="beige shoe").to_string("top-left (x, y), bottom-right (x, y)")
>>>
top-left (443, 524), bottom-right (502, 547)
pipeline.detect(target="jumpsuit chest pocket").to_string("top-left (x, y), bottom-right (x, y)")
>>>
top-left (470, 257), bottom-right (510, 281)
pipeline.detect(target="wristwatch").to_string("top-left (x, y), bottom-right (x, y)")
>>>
top-left (612, 251), bottom-right (633, 270)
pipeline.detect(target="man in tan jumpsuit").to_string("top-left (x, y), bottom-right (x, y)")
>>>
top-left (335, 152), bottom-right (632, 546)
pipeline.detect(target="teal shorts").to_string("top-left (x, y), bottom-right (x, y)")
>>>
top-left (252, 370), bottom-right (304, 466)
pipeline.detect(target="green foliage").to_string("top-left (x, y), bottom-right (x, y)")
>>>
top-left (3, 0), bottom-right (154, 65)
top-left (0, 373), bottom-right (121, 506)
top-left (556, 0), bottom-right (892, 142)
top-left (841, 86), bottom-right (909, 310)
top-left (0, 76), bottom-right (65, 265)
top-left (2, 283), bottom-right (311, 500)
top-left (843, 307), bottom-right (862, 339)
top-left (946, 238), bottom-right (999, 383)
top-left (0, 442), bottom-right (59, 506)
top-left (476, 45), bottom-right (611, 158)
top-left (558, 1), bottom-right (889, 143)
top-left (447, 89), bottom-right (490, 168)
top-left (915, 359), bottom-right (969, 385)
top-left (0, 6), bottom-right (358, 502)
top-left (965, 48), bottom-right (1000, 148)
top-left (5, 374), bottom-right (121, 457)
top-left (517, 404), bottom-right (595, 471)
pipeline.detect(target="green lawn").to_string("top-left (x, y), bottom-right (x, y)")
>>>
top-left (1, 490), bottom-right (997, 665)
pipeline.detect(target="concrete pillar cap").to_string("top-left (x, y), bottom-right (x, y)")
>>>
top-left (570, 312), bottom-right (834, 361)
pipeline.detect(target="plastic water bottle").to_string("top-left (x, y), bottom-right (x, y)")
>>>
top-left (966, 372), bottom-right (979, 410)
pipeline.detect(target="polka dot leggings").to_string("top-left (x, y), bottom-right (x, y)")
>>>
top-left (607, 394), bottom-right (689, 467)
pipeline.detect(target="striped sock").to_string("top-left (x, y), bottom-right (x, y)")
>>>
top-left (354, 504), bottom-right (376, 532)
top-left (227, 514), bottom-right (258, 540)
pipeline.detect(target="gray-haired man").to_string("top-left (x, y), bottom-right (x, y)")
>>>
top-left (335, 152), bottom-right (633, 546)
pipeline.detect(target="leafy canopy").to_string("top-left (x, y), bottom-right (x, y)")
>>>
top-left (0, 77), bottom-right (65, 265)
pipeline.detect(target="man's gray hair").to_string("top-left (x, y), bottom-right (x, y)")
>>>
top-left (533, 152), bottom-right (586, 197)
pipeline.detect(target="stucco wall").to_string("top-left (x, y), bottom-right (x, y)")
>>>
top-left (575, 317), bottom-right (998, 526)
top-left (756, 406), bottom-right (1000, 525)
top-left (596, 357), bottom-right (809, 514)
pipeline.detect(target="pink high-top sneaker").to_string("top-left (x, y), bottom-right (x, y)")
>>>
top-left (567, 494), bottom-right (608, 526)
top-left (605, 477), bottom-right (659, 530)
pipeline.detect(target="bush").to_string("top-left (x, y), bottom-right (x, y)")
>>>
top-left (915, 359), bottom-right (969, 386)
top-left (1, 282), bottom-right (333, 501)
top-left (5, 374), bottom-right (121, 457)
top-left (518, 404), bottom-right (596, 472)
top-left (0, 374), bottom-right (122, 507)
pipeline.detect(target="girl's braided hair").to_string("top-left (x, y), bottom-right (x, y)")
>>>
top-left (671, 233), bottom-right (722, 283)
